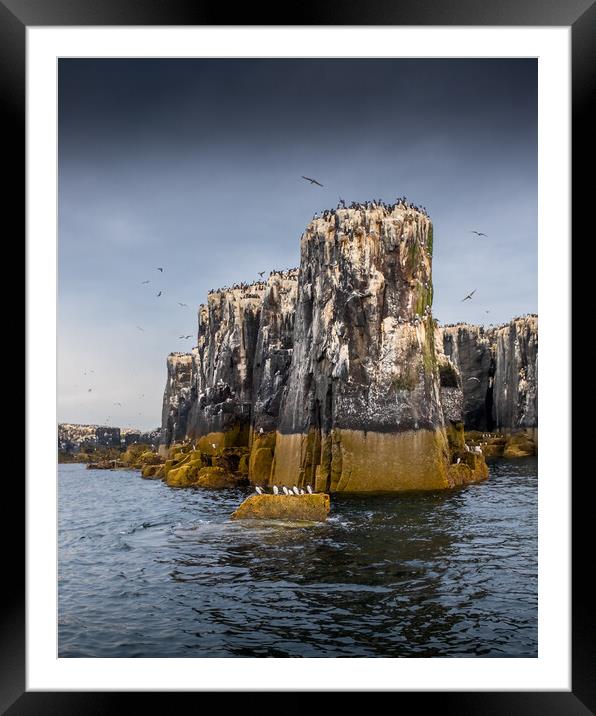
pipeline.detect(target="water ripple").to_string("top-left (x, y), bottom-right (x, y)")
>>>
top-left (58, 458), bottom-right (537, 657)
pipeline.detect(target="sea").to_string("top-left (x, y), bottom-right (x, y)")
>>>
top-left (58, 459), bottom-right (537, 657)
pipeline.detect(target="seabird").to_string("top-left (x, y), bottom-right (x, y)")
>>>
top-left (157, 267), bottom-right (164, 272)
top-left (299, 488), bottom-right (305, 495)
top-left (301, 175), bottom-right (324, 187)
top-left (469, 230), bottom-right (487, 237)
top-left (156, 291), bottom-right (162, 297)
top-left (211, 443), bottom-right (216, 449)
top-left (456, 457), bottom-right (461, 464)
top-left (255, 486), bottom-right (263, 495)
top-left (136, 326), bottom-right (144, 331)
top-left (465, 444), bottom-right (470, 452)
top-left (307, 485), bottom-right (313, 494)
top-left (178, 302), bottom-right (188, 307)
top-left (282, 486), bottom-right (289, 495)
top-left (87, 388), bottom-right (92, 392)
top-left (292, 486), bottom-right (300, 495)
top-left (259, 427), bottom-right (264, 434)
top-left (272, 485), bottom-right (279, 495)
top-left (461, 289), bottom-right (476, 302)
top-left (258, 271), bottom-right (265, 277)
top-left (141, 280), bottom-right (150, 284)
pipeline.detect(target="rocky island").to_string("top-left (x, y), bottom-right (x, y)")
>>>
top-left (156, 202), bottom-right (538, 493)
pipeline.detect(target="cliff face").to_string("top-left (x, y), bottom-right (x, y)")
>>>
top-left (249, 270), bottom-right (299, 482)
top-left (441, 324), bottom-right (494, 430)
top-left (185, 283), bottom-right (267, 449)
top-left (160, 353), bottom-right (194, 448)
top-left (440, 315), bottom-right (537, 432)
top-left (269, 206), bottom-right (455, 492)
top-left (490, 316), bottom-right (538, 430)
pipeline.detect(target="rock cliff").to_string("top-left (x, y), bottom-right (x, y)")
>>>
top-left (160, 203), bottom-right (488, 492)
top-left (160, 352), bottom-right (194, 448)
top-left (440, 315), bottom-right (537, 432)
top-left (271, 206), bottom-right (452, 492)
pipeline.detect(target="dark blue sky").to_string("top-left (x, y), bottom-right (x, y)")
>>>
top-left (58, 59), bottom-right (537, 430)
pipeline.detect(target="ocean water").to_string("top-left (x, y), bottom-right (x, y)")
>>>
top-left (58, 459), bottom-right (537, 657)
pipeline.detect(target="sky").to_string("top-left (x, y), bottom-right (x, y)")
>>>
top-left (58, 58), bottom-right (537, 431)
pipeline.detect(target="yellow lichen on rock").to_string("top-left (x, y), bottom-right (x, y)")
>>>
top-left (195, 466), bottom-right (245, 489)
top-left (272, 428), bottom-right (453, 493)
top-left (447, 453), bottom-right (489, 487)
top-left (166, 462), bottom-right (201, 487)
top-left (231, 493), bottom-right (330, 521)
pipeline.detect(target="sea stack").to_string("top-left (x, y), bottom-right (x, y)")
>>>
top-left (159, 202), bottom-right (492, 491)
top-left (269, 205), bottom-right (454, 492)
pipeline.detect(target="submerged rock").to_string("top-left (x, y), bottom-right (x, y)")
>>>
top-left (231, 493), bottom-right (330, 521)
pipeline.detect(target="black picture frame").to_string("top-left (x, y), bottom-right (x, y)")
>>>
top-left (8, 0), bottom-right (590, 709)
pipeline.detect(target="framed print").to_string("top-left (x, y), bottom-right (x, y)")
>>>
top-left (7, 0), bottom-right (590, 709)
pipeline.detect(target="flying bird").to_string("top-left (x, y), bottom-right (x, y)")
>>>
top-left (461, 289), bottom-right (477, 302)
top-left (301, 175), bottom-right (324, 187)
top-left (141, 280), bottom-right (150, 284)
top-left (87, 388), bottom-right (92, 392)
top-left (156, 291), bottom-right (162, 297)
top-left (136, 326), bottom-right (144, 332)
top-left (258, 271), bottom-right (265, 277)
top-left (178, 302), bottom-right (188, 307)
top-left (469, 230), bottom-right (487, 237)
top-left (113, 402), bottom-right (122, 406)
top-left (157, 267), bottom-right (164, 272)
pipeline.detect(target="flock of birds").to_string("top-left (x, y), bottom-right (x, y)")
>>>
top-left (207, 268), bottom-right (300, 297)
top-left (254, 484), bottom-right (314, 496)
top-left (300, 177), bottom-right (488, 307)
top-left (136, 266), bottom-right (195, 342)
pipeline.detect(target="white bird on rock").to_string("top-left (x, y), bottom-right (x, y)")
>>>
top-left (211, 443), bottom-right (216, 449)
top-left (299, 488), bottom-right (305, 495)
top-left (255, 486), bottom-right (263, 495)
top-left (272, 485), bottom-right (279, 495)
top-left (456, 457), bottom-right (461, 464)
top-left (282, 486), bottom-right (289, 495)
top-left (307, 485), bottom-right (313, 494)
top-left (292, 486), bottom-right (300, 495)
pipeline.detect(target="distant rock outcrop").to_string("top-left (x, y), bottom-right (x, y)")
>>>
top-left (440, 315), bottom-right (537, 432)
top-left (160, 352), bottom-right (193, 448)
